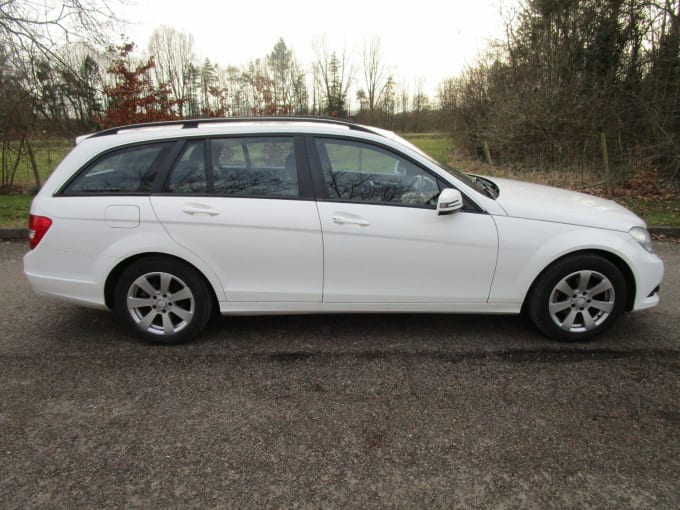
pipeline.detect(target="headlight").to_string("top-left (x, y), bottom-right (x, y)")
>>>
top-left (629, 226), bottom-right (654, 253)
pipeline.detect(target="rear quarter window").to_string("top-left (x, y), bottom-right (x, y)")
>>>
top-left (64, 142), bottom-right (174, 194)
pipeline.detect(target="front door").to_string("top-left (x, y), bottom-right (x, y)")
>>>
top-left (311, 137), bottom-right (498, 303)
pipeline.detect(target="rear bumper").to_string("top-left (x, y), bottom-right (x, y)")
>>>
top-left (24, 261), bottom-right (108, 310)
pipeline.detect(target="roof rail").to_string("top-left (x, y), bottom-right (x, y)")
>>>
top-left (87, 116), bottom-right (374, 139)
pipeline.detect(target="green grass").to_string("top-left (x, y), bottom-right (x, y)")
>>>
top-left (403, 133), bottom-right (452, 165)
top-left (0, 194), bottom-right (32, 228)
top-left (617, 198), bottom-right (680, 227)
top-left (0, 138), bottom-right (68, 228)
top-left (4, 138), bottom-right (72, 190)
top-left (324, 141), bottom-right (399, 173)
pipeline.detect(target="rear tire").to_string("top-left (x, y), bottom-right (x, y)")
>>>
top-left (114, 257), bottom-right (213, 345)
top-left (528, 254), bottom-right (627, 342)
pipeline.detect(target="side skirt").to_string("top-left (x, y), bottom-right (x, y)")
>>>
top-left (218, 301), bottom-right (521, 316)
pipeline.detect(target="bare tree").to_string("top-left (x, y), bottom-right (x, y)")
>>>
top-left (267, 38), bottom-right (294, 114)
top-left (380, 75), bottom-right (396, 125)
top-left (289, 57), bottom-right (309, 114)
top-left (267, 38), bottom-right (308, 114)
top-left (361, 36), bottom-right (389, 116)
top-left (148, 26), bottom-right (195, 116)
top-left (0, 0), bottom-right (118, 189)
top-left (444, 0), bottom-right (680, 181)
top-left (313, 35), bottom-right (354, 117)
top-left (1, 0), bottom-right (116, 69)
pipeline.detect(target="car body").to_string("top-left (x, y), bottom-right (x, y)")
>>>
top-left (24, 117), bottom-right (664, 344)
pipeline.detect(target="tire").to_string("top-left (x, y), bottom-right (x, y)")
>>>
top-left (527, 254), bottom-right (627, 342)
top-left (114, 257), bottom-right (213, 345)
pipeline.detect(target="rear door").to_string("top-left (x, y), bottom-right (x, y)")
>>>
top-left (151, 136), bottom-right (323, 302)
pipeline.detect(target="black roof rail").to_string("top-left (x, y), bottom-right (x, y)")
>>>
top-left (87, 116), bottom-right (375, 139)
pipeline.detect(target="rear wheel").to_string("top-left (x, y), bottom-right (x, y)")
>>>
top-left (528, 255), bottom-right (627, 341)
top-left (115, 257), bottom-right (213, 345)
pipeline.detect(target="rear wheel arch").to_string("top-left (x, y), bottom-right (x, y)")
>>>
top-left (104, 253), bottom-right (218, 311)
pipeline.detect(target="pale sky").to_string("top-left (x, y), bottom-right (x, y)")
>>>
top-left (118, 0), bottom-right (510, 97)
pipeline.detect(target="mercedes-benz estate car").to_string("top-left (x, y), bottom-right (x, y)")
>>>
top-left (24, 117), bottom-right (664, 345)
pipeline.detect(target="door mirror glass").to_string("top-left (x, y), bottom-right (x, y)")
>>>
top-left (437, 188), bottom-right (463, 215)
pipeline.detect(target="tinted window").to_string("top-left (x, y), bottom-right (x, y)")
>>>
top-left (316, 138), bottom-right (441, 206)
top-left (212, 137), bottom-right (298, 196)
top-left (66, 143), bottom-right (172, 193)
top-left (166, 141), bottom-right (207, 193)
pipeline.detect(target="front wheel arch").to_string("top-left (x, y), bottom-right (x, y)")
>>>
top-left (522, 249), bottom-right (636, 315)
top-left (525, 252), bottom-right (632, 341)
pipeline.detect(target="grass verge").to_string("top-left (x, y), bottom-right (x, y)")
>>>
top-left (401, 133), bottom-right (453, 164)
top-left (616, 198), bottom-right (680, 227)
top-left (0, 195), bottom-right (32, 228)
top-left (2, 138), bottom-right (72, 191)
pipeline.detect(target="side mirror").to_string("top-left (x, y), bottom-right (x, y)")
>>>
top-left (436, 188), bottom-right (463, 215)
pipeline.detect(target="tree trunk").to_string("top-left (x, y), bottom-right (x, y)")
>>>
top-left (25, 139), bottom-right (42, 189)
top-left (482, 141), bottom-right (493, 167)
top-left (600, 131), bottom-right (612, 196)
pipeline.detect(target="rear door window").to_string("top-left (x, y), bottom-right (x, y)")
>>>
top-left (165, 141), bottom-right (207, 193)
top-left (211, 137), bottom-right (299, 197)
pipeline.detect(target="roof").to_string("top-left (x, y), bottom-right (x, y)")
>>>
top-left (83, 116), bottom-right (377, 142)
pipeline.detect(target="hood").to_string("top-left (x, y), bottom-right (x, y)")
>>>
top-left (491, 177), bottom-right (645, 232)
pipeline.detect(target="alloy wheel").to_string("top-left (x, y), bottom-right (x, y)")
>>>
top-left (547, 270), bottom-right (615, 333)
top-left (126, 271), bottom-right (195, 336)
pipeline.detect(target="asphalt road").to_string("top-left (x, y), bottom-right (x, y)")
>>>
top-left (1, 240), bottom-right (679, 509)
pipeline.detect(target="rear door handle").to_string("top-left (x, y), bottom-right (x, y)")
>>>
top-left (182, 204), bottom-right (219, 216)
top-left (332, 215), bottom-right (370, 227)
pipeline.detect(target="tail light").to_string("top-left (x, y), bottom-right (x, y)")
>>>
top-left (28, 215), bottom-right (52, 250)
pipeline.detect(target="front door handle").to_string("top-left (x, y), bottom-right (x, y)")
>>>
top-left (182, 204), bottom-right (219, 216)
top-left (332, 215), bottom-right (370, 227)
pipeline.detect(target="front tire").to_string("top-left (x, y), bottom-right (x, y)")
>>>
top-left (114, 257), bottom-right (213, 345)
top-left (528, 255), bottom-right (627, 342)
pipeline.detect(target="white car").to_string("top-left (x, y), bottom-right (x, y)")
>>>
top-left (24, 118), bottom-right (664, 344)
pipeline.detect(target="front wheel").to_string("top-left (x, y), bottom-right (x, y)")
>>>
top-left (528, 255), bottom-right (627, 342)
top-left (114, 257), bottom-right (213, 345)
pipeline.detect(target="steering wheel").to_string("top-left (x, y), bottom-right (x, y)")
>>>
top-left (406, 174), bottom-right (437, 193)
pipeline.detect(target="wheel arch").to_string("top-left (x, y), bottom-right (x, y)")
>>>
top-left (521, 249), bottom-right (636, 313)
top-left (104, 253), bottom-right (219, 310)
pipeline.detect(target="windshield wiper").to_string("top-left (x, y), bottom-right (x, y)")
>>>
top-left (470, 175), bottom-right (498, 199)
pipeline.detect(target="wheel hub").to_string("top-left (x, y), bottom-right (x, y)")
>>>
top-left (574, 296), bottom-right (587, 308)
